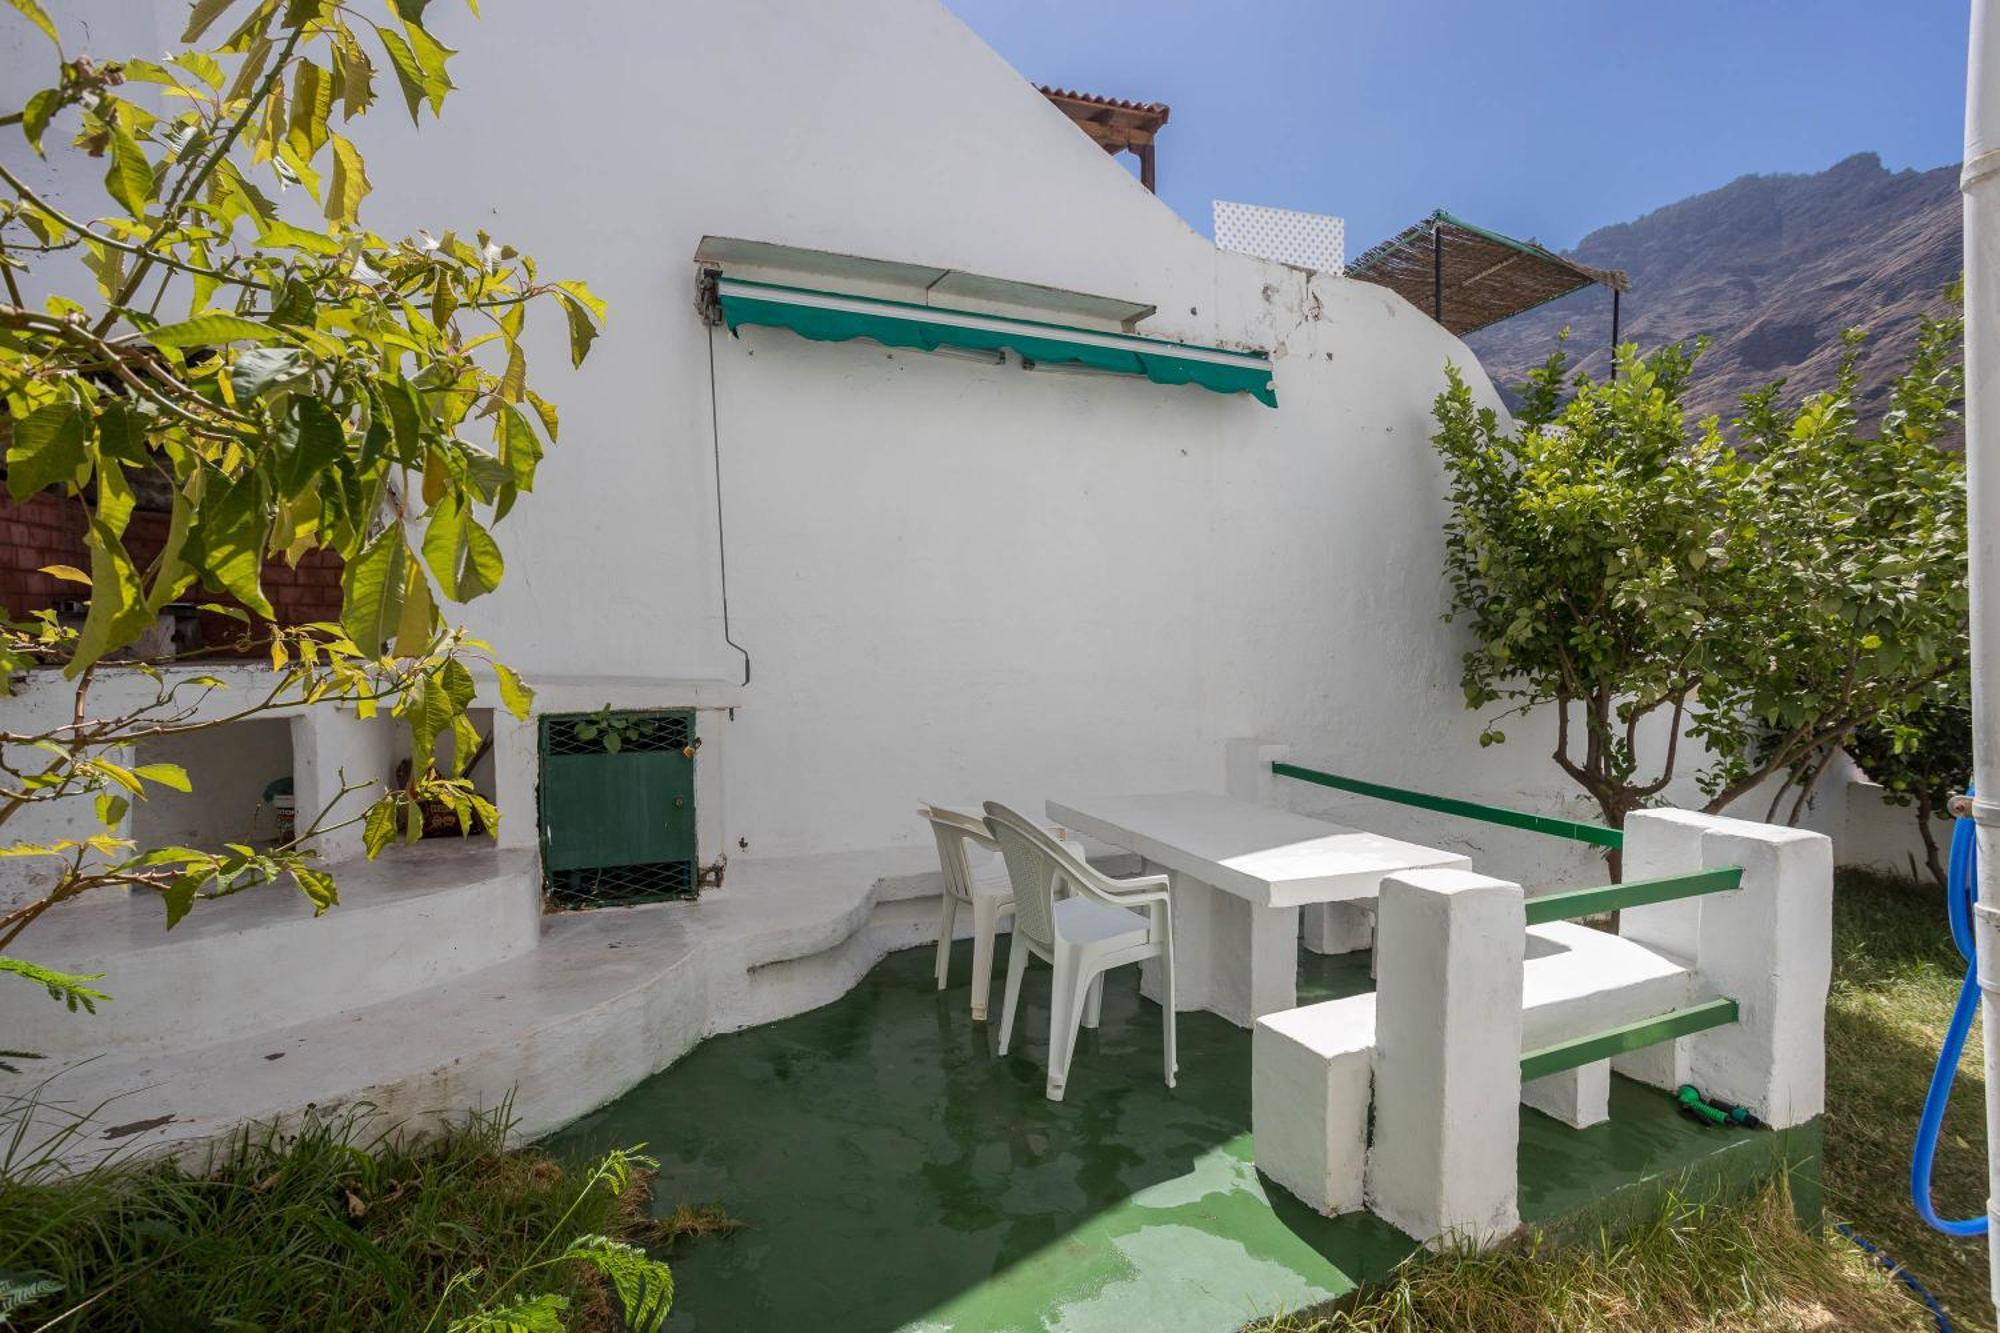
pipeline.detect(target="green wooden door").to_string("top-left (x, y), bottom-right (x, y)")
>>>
top-left (538, 710), bottom-right (697, 905)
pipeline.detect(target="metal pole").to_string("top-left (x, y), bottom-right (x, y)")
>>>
top-left (1610, 288), bottom-right (1622, 379)
top-left (1431, 220), bottom-right (1444, 324)
top-left (1960, 0), bottom-right (2000, 1305)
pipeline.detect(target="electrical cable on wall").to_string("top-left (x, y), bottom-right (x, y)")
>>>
top-left (707, 322), bottom-right (752, 687)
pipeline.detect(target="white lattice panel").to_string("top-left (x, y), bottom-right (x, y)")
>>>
top-left (1212, 200), bottom-right (1345, 275)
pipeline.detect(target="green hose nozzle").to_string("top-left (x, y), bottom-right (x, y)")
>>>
top-left (1675, 1085), bottom-right (1764, 1129)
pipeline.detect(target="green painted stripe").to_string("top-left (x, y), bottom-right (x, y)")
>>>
top-left (1523, 867), bottom-right (1743, 926)
top-left (1270, 762), bottom-right (1624, 849)
top-left (1520, 998), bottom-right (1739, 1083)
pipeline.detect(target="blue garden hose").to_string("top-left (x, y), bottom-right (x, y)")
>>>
top-left (1910, 788), bottom-right (1988, 1237)
top-left (1838, 1222), bottom-right (1954, 1331)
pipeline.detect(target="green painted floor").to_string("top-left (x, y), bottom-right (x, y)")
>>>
top-left (550, 940), bottom-right (1816, 1333)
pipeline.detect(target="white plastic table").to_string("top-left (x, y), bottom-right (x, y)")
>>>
top-left (1045, 791), bottom-right (1470, 1028)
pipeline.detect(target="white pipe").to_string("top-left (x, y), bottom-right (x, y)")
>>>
top-left (1963, 0), bottom-right (2000, 1303)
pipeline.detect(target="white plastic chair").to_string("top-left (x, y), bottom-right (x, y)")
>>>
top-left (983, 801), bottom-right (1176, 1101)
top-left (919, 804), bottom-right (1015, 1020)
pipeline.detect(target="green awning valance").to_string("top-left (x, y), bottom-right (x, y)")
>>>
top-left (716, 277), bottom-right (1276, 407)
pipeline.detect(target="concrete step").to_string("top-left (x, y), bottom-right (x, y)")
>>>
top-left (29, 846), bottom-right (957, 1172)
top-left (16, 842), bottom-right (542, 1062)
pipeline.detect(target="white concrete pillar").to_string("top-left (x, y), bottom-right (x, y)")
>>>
top-left (1366, 867), bottom-right (1524, 1247)
top-left (1139, 872), bottom-right (1298, 1027)
top-left (1223, 737), bottom-right (1290, 806)
top-left (488, 709), bottom-right (541, 852)
top-left (1522, 1061), bottom-right (1610, 1129)
top-left (1688, 816), bottom-right (1832, 1128)
top-left (290, 709), bottom-right (397, 862)
top-left (1303, 901), bottom-right (1374, 956)
top-left (1619, 809), bottom-right (1832, 1128)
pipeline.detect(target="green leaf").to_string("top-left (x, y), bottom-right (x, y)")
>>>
top-left (409, 672), bottom-right (458, 763)
top-left (418, 494), bottom-right (504, 602)
top-left (493, 662), bottom-right (533, 721)
top-left (147, 313), bottom-right (288, 349)
top-left (278, 396), bottom-right (346, 497)
top-left (0, 957), bottom-right (109, 1014)
top-left (0, 1272), bottom-right (64, 1315)
top-left (525, 388), bottom-right (559, 442)
top-left (186, 474), bottom-right (275, 619)
top-left (334, 30), bottom-right (376, 117)
top-left (182, 0), bottom-right (238, 42)
top-left (420, 494), bottom-right (467, 591)
top-left (373, 22), bottom-right (429, 123)
top-left (161, 873), bottom-right (202, 930)
top-left (134, 762), bottom-right (193, 792)
top-left (290, 865), bottom-right (337, 913)
top-left (444, 1292), bottom-right (569, 1333)
top-left (172, 50), bottom-right (226, 89)
top-left (341, 527), bottom-right (407, 657)
top-left (20, 87), bottom-right (58, 155)
top-left (558, 1235), bottom-right (673, 1333)
top-left (230, 346), bottom-right (310, 399)
top-left (363, 798), bottom-right (399, 859)
top-left (392, 547), bottom-right (437, 657)
top-left (103, 120), bottom-right (156, 219)
top-left (6, 0), bottom-right (58, 45)
top-left (552, 279), bottom-right (607, 321)
top-left (498, 341), bottom-right (526, 402)
top-left (551, 284), bottom-right (603, 368)
top-left (497, 404), bottom-right (542, 492)
top-left (286, 57), bottom-right (331, 158)
top-left (5, 400), bottom-right (86, 500)
top-left (68, 462), bottom-right (155, 675)
top-left (378, 377), bottom-right (424, 461)
top-left (458, 516), bottom-right (503, 599)
top-left (324, 132), bottom-right (370, 224)
top-left (399, 18), bottom-right (455, 111)
top-left (256, 216), bottom-right (342, 255)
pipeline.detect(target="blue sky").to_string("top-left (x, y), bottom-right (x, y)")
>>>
top-left (945, 1), bottom-right (1969, 256)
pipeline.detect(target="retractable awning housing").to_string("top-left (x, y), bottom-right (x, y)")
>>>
top-left (715, 278), bottom-right (1275, 407)
top-left (692, 238), bottom-right (1276, 408)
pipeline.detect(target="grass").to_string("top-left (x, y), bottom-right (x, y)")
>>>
top-left (0, 1099), bottom-right (691, 1332)
top-left (1246, 1183), bottom-right (1930, 1332)
top-left (1825, 867), bottom-right (1992, 1329)
top-left (1250, 865), bottom-right (1997, 1333)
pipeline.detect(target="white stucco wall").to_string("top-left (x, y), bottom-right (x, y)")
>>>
top-left (3, 0), bottom-right (1609, 892)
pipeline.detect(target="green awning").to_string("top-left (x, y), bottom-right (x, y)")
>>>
top-left (716, 277), bottom-right (1276, 407)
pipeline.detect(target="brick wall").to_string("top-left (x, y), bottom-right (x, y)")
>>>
top-left (0, 491), bottom-right (345, 649)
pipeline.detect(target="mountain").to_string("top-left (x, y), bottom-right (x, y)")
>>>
top-left (1463, 153), bottom-right (1962, 429)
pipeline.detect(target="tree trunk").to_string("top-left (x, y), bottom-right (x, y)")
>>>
top-left (1595, 793), bottom-right (1628, 883)
top-left (1915, 790), bottom-right (1948, 889)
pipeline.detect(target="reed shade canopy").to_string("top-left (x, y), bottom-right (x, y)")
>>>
top-left (1347, 210), bottom-right (1628, 338)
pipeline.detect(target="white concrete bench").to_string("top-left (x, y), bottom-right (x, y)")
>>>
top-left (1253, 920), bottom-right (1698, 1218)
top-left (1251, 809), bottom-right (1832, 1248)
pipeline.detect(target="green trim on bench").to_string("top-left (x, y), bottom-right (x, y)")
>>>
top-left (1270, 762), bottom-right (1625, 848)
top-left (1520, 998), bottom-right (1740, 1082)
top-left (1523, 867), bottom-right (1743, 926)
